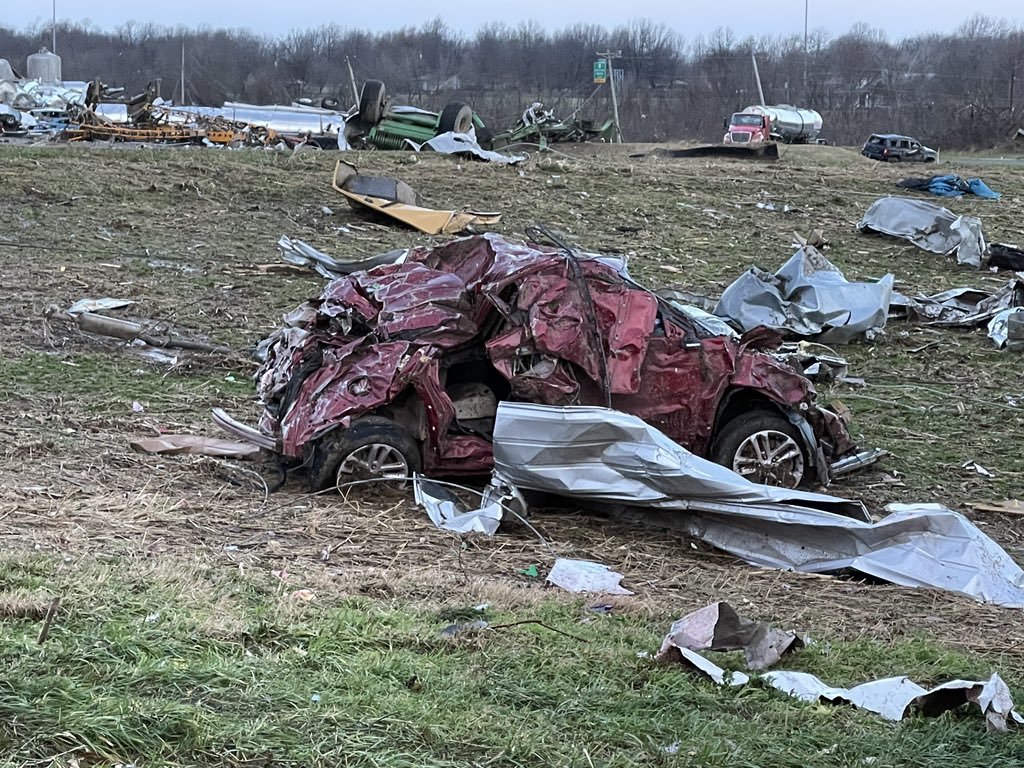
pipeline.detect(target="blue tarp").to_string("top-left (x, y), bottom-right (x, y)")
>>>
top-left (898, 174), bottom-right (1001, 199)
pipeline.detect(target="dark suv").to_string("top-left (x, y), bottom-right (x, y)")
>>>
top-left (862, 134), bottom-right (937, 163)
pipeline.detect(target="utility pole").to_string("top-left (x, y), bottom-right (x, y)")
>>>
top-left (803, 0), bottom-right (809, 91)
top-left (180, 40), bottom-right (185, 105)
top-left (51, 0), bottom-right (56, 54)
top-left (752, 53), bottom-right (766, 106)
top-left (597, 50), bottom-right (623, 142)
top-left (346, 56), bottom-right (359, 108)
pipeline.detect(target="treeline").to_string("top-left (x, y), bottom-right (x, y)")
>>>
top-left (1, 14), bottom-right (1023, 147)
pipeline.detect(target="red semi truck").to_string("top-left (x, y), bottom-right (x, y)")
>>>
top-left (723, 104), bottom-right (823, 146)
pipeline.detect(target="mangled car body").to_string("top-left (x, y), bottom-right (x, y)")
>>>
top-left (227, 234), bottom-right (858, 490)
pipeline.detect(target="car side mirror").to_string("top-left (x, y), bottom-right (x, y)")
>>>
top-left (722, 118), bottom-right (728, 130)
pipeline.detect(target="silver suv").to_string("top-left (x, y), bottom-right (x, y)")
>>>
top-left (862, 134), bottom-right (937, 163)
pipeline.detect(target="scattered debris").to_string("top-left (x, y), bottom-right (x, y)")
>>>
top-left (332, 160), bottom-right (501, 235)
top-left (987, 307), bottom-right (1024, 350)
top-left (277, 235), bottom-right (407, 279)
top-left (411, 131), bottom-right (526, 165)
top-left (656, 602), bottom-right (802, 670)
top-left (989, 243), bottom-right (1024, 272)
top-left (440, 619), bottom-right (488, 637)
top-left (545, 558), bottom-right (633, 595)
top-left (776, 341), bottom-right (850, 382)
top-left (973, 500), bottom-right (1024, 516)
top-left (858, 197), bottom-right (986, 268)
top-left (413, 477), bottom-right (502, 536)
top-left (654, 603), bottom-right (1022, 730)
top-left (49, 302), bottom-right (233, 354)
top-left (670, 647), bottom-right (750, 687)
top-left (65, 297), bottom-right (136, 315)
top-left (962, 460), bottom-right (995, 477)
top-left (897, 174), bottom-right (1001, 199)
top-left (491, 403), bottom-right (1024, 607)
top-left (714, 243), bottom-right (893, 343)
top-left (892, 273), bottom-right (1024, 328)
top-left (129, 435), bottom-right (262, 460)
top-left (491, 103), bottom-right (615, 149)
top-left (764, 671), bottom-right (1022, 731)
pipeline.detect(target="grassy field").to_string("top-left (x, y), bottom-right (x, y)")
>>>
top-left (2, 142), bottom-right (1024, 765)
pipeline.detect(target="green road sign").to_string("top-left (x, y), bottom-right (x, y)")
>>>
top-left (593, 60), bottom-right (607, 83)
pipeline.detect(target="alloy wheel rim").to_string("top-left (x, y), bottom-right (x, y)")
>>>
top-left (732, 429), bottom-right (804, 487)
top-left (336, 443), bottom-right (409, 485)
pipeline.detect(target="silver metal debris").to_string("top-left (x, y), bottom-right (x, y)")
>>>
top-left (491, 403), bottom-right (1024, 607)
top-left (714, 245), bottom-right (893, 343)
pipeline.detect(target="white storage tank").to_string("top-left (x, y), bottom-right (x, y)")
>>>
top-left (741, 104), bottom-right (822, 143)
top-left (27, 48), bottom-right (62, 83)
top-left (0, 59), bottom-right (15, 82)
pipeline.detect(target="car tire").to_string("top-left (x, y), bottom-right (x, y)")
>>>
top-left (475, 126), bottom-right (495, 150)
top-left (308, 416), bottom-right (421, 492)
top-left (438, 102), bottom-right (473, 134)
top-left (710, 410), bottom-right (809, 489)
top-left (358, 80), bottom-right (386, 127)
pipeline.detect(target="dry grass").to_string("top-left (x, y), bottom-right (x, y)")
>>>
top-left (2, 144), bottom-right (1024, 745)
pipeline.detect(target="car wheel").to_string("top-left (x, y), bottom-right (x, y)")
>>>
top-left (711, 410), bottom-right (808, 488)
top-left (309, 416), bottom-right (421, 492)
top-left (438, 102), bottom-right (473, 134)
top-left (358, 80), bottom-right (386, 127)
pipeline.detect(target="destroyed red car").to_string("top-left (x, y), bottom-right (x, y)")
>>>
top-left (223, 233), bottom-right (859, 490)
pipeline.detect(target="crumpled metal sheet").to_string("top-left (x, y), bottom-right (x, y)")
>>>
top-left (679, 501), bottom-right (1024, 607)
top-left (546, 558), bottom-right (633, 595)
top-left (412, 131), bottom-right (527, 165)
top-left (988, 307), bottom-right (1024, 348)
top-left (492, 402), bottom-right (869, 518)
top-left (2, 79), bottom-right (86, 110)
top-left (491, 403), bottom-right (1024, 606)
top-left (162, 101), bottom-right (345, 137)
top-left (764, 670), bottom-right (1023, 730)
top-left (413, 477), bottom-right (501, 535)
top-left (714, 245), bottom-right (893, 343)
top-left (277, 236), bottom-right (407, 279)
top-left (892, 273), bottom-right (1024, 326)
top-left (858, 197), bottom-right (986, 268)
top-left (656, 602), bottom-right (802, 670)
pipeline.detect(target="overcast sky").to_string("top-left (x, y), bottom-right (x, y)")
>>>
top-left (3, 0), bottom-right (1022, 42)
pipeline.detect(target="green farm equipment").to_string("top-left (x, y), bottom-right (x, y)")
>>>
top-left (347, 79), bottom-right (615, 151)
top-left (349, 80), bottom-right (488, 150)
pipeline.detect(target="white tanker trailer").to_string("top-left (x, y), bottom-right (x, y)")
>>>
top-left (723, 104), bottom-right (823, 146)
